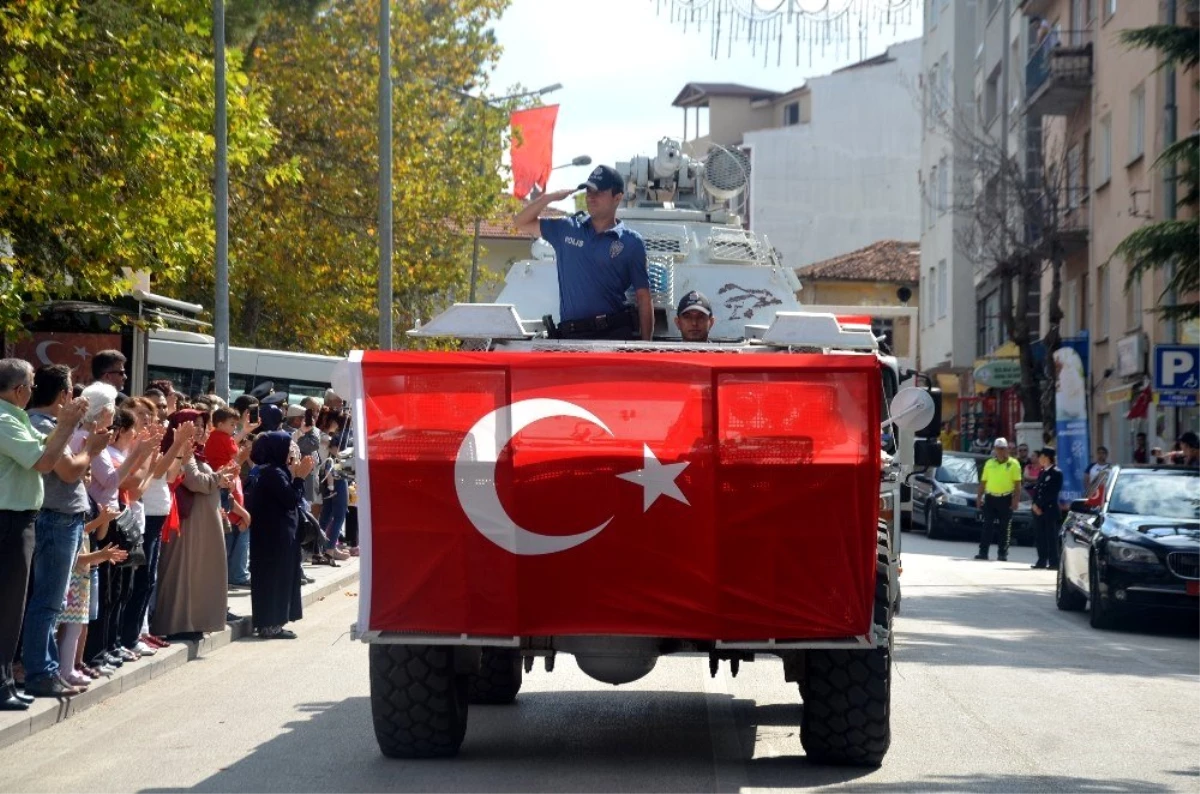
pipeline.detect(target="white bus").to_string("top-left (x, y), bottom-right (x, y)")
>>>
top-left (147, 329), bottom-right (343, 405)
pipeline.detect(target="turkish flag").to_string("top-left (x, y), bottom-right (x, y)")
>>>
top-left (353, 351), bottom-right (881, 641)
top-left (6, 332), bottom-right (122, 383)
top-left (510, 105), bottom-right (558, 199)
top-left (1126, 386), bottom-right (1152, 419)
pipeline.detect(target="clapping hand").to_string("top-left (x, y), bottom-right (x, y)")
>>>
top-left (290, 455), bottom-right (315, 480)
top-left (61, 397), bottom-right (89, 428)
top-left (84, 425), bottom-right (112, 455)
top-left (99, 543), bottom-right (128, 564)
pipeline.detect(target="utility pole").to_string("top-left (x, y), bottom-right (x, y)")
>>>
top-left (377, 0), bottom-right (394, 349)
top-left (213, 0), bottom-right (230, 400)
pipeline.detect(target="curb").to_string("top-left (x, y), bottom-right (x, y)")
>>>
top-left (0, 561), bottom-right (359, 751)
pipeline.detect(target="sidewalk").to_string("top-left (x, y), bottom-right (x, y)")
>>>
top-left (0, 557), bottom-right (359, 750)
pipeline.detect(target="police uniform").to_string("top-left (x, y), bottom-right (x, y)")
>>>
top-left (538, 166), bottom-right (650, 340)
top-left (977, 445), bottom-right (1022, 560)
top-left (1031, 450), bottom-right (1063, 569)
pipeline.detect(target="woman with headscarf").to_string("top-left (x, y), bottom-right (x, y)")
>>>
top-left (151, 410), bottom-right (230, 640)
top-left (246, 432), bottom-right (314, 639)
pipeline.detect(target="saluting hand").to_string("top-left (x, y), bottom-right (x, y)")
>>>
top-left (542, 188), bottom-right (577, 202)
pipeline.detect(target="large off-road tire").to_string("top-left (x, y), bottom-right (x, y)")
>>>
top-left (468, 648), bottom-right (523, 704)
top-left (799, 568), bottom-right (891, 767)
top-left (1055, 557), bottom-right (1086, 611)
top-left (369, 644), bottom-right (469, 758)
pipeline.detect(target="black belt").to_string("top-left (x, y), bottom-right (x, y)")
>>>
top-left (558, 311), bottom-right (632, 336)
top-left (985, 492), bottom-right (1014, 499)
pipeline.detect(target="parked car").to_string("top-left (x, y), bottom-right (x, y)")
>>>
top-left (911, 452), bottom-right (1034, 544)
top-left (1056, 465), bottom-right (1199, 629)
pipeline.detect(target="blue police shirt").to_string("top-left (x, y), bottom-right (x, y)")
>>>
top-left (539, 215), bottom-right (650, 322)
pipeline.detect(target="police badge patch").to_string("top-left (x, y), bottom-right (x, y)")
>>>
top-left (609, 241), bottom-right (624, 259)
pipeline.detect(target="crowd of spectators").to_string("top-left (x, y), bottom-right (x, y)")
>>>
top-left (0, 351), bottom-right (353, 709)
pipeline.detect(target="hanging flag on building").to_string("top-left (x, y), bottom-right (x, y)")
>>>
top-left (510, 105), bottom-right (558, 199)
top-left (1126, 385), bottom-right (1152, 420)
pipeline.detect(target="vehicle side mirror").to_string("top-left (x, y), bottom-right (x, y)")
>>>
top-left (1069, 499), bottom-right (1094, 514)
top-left (914, 439), bottom-right (943, 468)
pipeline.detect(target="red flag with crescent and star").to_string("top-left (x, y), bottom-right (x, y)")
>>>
top-left (510, 105), bottom-right (558, 199)
top-left (351, 350), bottom-right (881, 641)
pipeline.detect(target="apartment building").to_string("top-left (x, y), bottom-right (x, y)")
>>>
top-left (672, 39), bottom-right (922, 271)
top-left (1023, 0), bottom-right (1199, 459)
top-left (918, 0), bottom-right (981, 411)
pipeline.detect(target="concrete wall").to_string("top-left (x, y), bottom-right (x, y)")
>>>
top-left (707, 96), bottom-right (775, 148)
top-left (744, 39), bottom-right (923, 272)
top-left (799, 279), bottom-right (917, 361)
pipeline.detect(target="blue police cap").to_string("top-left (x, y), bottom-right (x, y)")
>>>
top-left (579, 165), bottom-right (625, 195)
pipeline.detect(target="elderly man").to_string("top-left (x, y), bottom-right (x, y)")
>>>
top-left (22, 366), bottom-right (111, 698)
top-left (0, 359), bottom-right (89, 710)
top-left (975, 437), bottom-right (1022, 562)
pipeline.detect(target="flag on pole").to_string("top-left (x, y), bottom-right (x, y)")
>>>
top-left (510, 105), bottom-right (559, 199)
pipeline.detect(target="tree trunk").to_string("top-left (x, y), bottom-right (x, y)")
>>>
top-left (1040, 251), bottom-right (1065, 444)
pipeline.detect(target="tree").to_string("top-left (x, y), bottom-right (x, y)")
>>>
top-left (1111, 19), bottom-right (1199, 322)
top-left (167, 0), bottom-right (513, 353)
top-left (0, 0), bottom-right (279, 335)
top-left (922, 79), bottom-right (1074, 440)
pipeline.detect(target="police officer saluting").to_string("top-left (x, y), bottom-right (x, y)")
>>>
top-left (514, 165), bottom-right (652, 341)
top-left (1030, 446), bottom-right (1063, 569)
top-left (975, 437), bottom-right (1022, 561)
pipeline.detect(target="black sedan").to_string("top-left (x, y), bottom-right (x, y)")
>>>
top-left (910, 452), bottom-right (1034, 544)
top-left (1056, 465), bottom-right (1199, 629)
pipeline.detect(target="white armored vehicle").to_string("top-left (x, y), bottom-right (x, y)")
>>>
top-left (345, 138), bottom-right (942, 767)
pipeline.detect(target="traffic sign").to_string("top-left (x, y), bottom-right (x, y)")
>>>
top-left (1154, 344), bottom-right (1199, 392)
top-left (1159, 391), bottom-right (1197, 407)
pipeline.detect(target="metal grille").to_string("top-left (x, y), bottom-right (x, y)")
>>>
top-left (707, 229), bottom-right (770, 265)
top-left (526, 340), bottom-right (751, 354)
top-left (1167, 552), bottom-right (1199, 580)
top-left (643, 236), bottom-right (688, 257)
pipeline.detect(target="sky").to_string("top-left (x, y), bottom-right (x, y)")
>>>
top-left (486, 0), bottom-right (924, 204)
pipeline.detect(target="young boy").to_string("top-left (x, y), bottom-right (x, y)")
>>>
top-left (206, 408), bottom-right (251, 528)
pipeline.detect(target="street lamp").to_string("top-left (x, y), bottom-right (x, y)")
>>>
top-left (553, 155), bottom-right (592, 170)
top-left (467, 83), bottom-right (562, 303)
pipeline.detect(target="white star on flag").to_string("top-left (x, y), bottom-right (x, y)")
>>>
top-left (617, 445), bottom-right (690, 512)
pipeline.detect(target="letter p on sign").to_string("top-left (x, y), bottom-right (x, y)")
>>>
top-left (1164, 352), bottom-right (1193, 383)
top-left (1155, 344), bottom-right (1200, 391)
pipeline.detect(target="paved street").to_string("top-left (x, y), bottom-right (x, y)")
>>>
top-left (1, 533), bottom-right (1196, 794)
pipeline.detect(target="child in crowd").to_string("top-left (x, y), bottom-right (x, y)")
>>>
top-left (59, 485), bottom-right (125, 685)
top-left (206, 408), bottom-right (252, 529)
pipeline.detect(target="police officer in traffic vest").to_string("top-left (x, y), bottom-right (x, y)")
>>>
top-left (1030, 447), bottom-right (1064, 569)
top-left (514, 165), bottom-right (652, 341)
top-left (975, 437), bottom-right (1022, 561)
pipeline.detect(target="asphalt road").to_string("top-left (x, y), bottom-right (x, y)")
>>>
top-left (2, 533), bottom-right (1197, 794)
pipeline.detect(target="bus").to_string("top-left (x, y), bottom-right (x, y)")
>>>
top-left (147, 329), bottom-right (343, 405)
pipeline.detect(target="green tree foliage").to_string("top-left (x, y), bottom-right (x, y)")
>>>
top-left (169, 0), bottom-right (512, 354)
top-left (1112, 21), bottom-right (1199, 321)
top-left (0, 0), bottom-right (279, 335)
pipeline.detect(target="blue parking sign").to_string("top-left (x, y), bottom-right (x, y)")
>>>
top-left (1155, 345), bottom-right (1199, 406)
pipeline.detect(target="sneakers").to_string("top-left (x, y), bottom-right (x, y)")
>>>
top-left (974, 553), bottom-right (989, 560)
top-left (62, 670), bottom-right (92, 688)
top-left (327, 547), bottom-right (350, 561)
top-left (132, 641), bottom-right (158, 657)
top-left (998, 555), bottom-right (1008, 562)
top-left (113, 646), bottom-right (140, 662)
top-left (229, 580), bottom-right (252, 590)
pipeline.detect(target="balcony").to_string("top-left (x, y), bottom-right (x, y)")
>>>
top-left (1026, 33), bottom-right (1093, 118)
top-left (1026, 187), bottom-right (1089, 256)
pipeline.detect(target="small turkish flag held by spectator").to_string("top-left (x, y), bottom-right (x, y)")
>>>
top-left (510, 105), bottom-right (558, 199)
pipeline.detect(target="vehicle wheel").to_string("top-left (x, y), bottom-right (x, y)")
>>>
top-left (1088, 553), bottom-right (1119, 630)
top-left (468, 648), bottom-right (523, 704)
top-left (1055, 557), bottom-right (1086, 611)
top-left (799, 568), bottom-right (891, 767)
top-left (925, 503), bottom-right (946, 540)
top-left (369, 644), bottom-right (469, 758)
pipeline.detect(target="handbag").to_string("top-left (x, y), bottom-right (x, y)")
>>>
top-left (298, 508), bottom-right (326, 551)
top-left (110, 506), bottom-right (147, 568)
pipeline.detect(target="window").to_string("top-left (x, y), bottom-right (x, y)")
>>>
top-left (1070, 0), bottom-right (1087, 44)
top-left (1126, 269), bottom-right (1143, 330)
top-left (1064, 278), bottom-right (1078, 335)
top-left (1129, 83), bottom-right (1145, 162)
top-left (1097, 263), bottom-right (1109, 338)
top-left (1067, 144), bottom-right (1082, 208)
top-left (937, 260), bottom-right (948, 318)
top-left (939, 54), bottom-right (950, 116)
top-left (929, 165), bottom-right (938, 223)
top-left (928, 266), bottom-right (938, 322)
top-left (937, 156), bottom-right (949, 213)
top-left (1098, 114), bottom-right (1112, 185)
top-left (930, 0), bottom-right (940, 29)
top-left (929, 64), bottom-right (941, 122)
top-left (783, 101), bottom-right (800, 126)
top-left (985, 68), bottom-right (1000, 125)
top-left (1105, 0), bottom-right (1116, 20)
